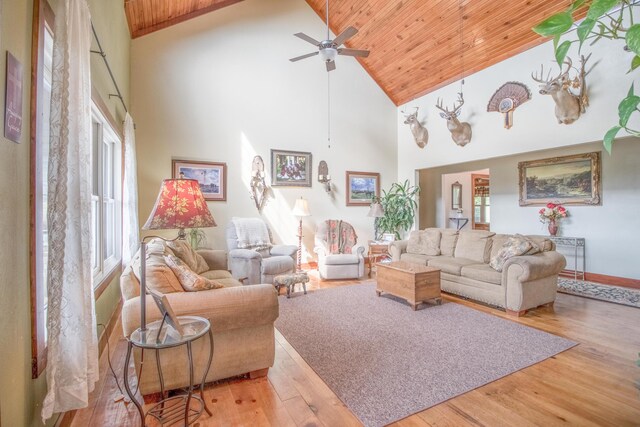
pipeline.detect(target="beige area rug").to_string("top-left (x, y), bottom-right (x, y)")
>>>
top-left (275, 283), bottom-right (577, 427)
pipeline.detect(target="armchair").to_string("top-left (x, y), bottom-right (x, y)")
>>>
top-left (314, 220), bottom-right (365, 280)
top-left (227, 218), bottom-right (297, 284)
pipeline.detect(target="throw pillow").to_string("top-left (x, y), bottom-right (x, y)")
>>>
top-left (406, 231), bottom-right (422, 254)
top-left (489, 235), bottom-right (533, 272)
top-left (164, 254), bottom-right (225, 292)
top-left (419, 229), bottom-right (441, 256)
top-left (130, 250), bottom-right (184, 295)
top-left (166, 240), bottom-right (210, 274)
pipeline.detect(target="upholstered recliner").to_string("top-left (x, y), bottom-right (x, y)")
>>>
top-left (227, 218), bottom-right (297, 285)
top-left (314, 220), bottom-right (365, 280)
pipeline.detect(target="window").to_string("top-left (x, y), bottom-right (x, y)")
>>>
top-left (30, 0), bottom-right (54, 378)
top-left (472, 174), bottom-right (490, 231)
top-left (91, 105), bottom-right (122, 286)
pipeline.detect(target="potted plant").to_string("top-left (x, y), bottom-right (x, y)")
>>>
top-left (375, 180), bottom-right (420, 240)
top-left (188, 228), bottom-right (207, 249)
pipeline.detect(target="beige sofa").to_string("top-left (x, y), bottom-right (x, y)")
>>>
top-left (390, 229), bottom-right (566, 316)
top-left (120, 240), bottom-right (279, 396)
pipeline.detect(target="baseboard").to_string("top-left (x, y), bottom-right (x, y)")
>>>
top-left (54, 410), bottom-right (75, 427)
top-left (98, 298), bottom-right (123, 358)
top-left (582, 272), bottom-right (640, 289)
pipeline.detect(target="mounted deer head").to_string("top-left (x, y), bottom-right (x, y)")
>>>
top-left (435, 93), bottom-right (472, 147)
top-left (401, 107), bottom-right (428, 149)
top-left (531, 54), bottom-right (591, 125)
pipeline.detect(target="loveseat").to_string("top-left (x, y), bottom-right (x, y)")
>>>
top-left (120, 238), bottom-right (279, 396)
top-left (390, 229), bottom-right (566, 316)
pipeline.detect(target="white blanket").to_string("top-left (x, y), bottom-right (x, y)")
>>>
top-left (232, 217), bottom-right (272, 250)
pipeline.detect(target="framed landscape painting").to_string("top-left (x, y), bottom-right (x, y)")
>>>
top-left (518, 152), bottom-right (601, 206)
top-left (172, 160), bottom-right (227, 201)
top-left (271, 149), bottom-right (312, 187)
top-left (346, 171), bottom-right (380, 206)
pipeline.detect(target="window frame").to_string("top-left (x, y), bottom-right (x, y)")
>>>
top-left (29, 0), bottom-right (55, 379)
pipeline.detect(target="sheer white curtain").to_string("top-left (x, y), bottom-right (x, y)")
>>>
top-left (42, 0), bottom-right (98, 421)
top-left (122, 113), bottom-right (139, 265)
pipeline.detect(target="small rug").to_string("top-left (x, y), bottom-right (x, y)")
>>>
top-left (275, 284), bottom-right (576, 427)
top-left (558, 278), bottom-right (640, 308)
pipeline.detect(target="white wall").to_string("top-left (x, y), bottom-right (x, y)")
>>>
top-left (441, 169), bottom-right (489, 230)
top-left (131, 0), bottom-right (397, 262)
top-left (397, 25), bottom-right (636, 179)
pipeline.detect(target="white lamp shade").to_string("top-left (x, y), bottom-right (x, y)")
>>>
top-left (367, 202), bottom-right (384, 218)
top-left (319, 47), bottom-right (337, 62)
top-left (292, 197), bottom-right (311, 217)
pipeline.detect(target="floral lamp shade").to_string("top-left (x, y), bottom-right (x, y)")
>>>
top-left (143, 178), bottom-right (216, 230)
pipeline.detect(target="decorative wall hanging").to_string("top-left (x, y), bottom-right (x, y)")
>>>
top-left (250, 155), bottom-right (269, 212)
top-left (271, 149), bottom-right (312, 187)
top-left (172, 159), bottom-right (227, 201)
top-left (318, 160), bottom-right (332, 192)
top-left (346, 171), bottom-right (380, 206)
top-left (435, 93), bottom-right (472, 146)
top-left (518, 151), bottom-right (601, 206)
top-left (531, 54), bottom-right (591, 125)
top-left (401, 107), bottom-right (429, 148)
top-left (487, 82), bottom-right (531, 129)
top-left (4, 52), bottom-right (23, 143)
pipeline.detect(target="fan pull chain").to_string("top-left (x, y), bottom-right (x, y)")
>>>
top-left (327, 71), bottom-right (331, 148)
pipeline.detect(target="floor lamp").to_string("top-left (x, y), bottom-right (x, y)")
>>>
top-left (139, 178), bottom-right (217, 337)
top-left (292, 197), bottom-right (311, 272)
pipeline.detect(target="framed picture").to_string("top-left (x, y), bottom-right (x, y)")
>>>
top-left (346, 171), bottom-right (380, 206)
top-left (271, 149), bottom-right (312, 187)
top-left (172, 159), bottom-right (226, 201)
top-left (518, 151), bottom-right (601, 206)
top-left (381, 233), bottom-right (395, 242)
top-left (149, 289), bottom-right (184, 339)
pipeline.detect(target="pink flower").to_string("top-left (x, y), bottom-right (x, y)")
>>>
top-left (539, 208), bottom-right (545, 214)
top-left (547, 202), bottom-right (556, 209)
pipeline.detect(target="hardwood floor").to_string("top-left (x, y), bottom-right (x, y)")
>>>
top-left (71, 273), bottom-right (640, 426)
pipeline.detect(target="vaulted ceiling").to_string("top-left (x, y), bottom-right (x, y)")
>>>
top-left (124, 0), bottom-right (577, 105)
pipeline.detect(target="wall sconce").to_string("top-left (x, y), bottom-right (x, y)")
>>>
top-left (318, 160), bottom-right (331, 193)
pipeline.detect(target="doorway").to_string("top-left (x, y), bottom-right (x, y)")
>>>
top-left (471, 174), bottom-right (490, 231)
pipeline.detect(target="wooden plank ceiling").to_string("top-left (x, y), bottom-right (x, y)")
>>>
top-left (124, 0), bottom-right (245, 39)
top-left (124, 0), bottom-right (577, 105)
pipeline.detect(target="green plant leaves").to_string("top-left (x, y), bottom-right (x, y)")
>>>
top-left (533, 12), bottom-right (574, 37)
top-left (603, 126), bottom-right (621, 154)
top-left (555, 40), bottom-right (572, 66)
top-left (377, 180), bottom-right (420, 239)
top-left (586, 0), bottom-right (620, 21)
top-left (618, 85), bottom-right (640, 127)
top-left (577, 18), bottom-right (596, 48)
top-left (626, 24), bottom-right (640, 56)
top-left (631, 56), bottom-right (640, 73)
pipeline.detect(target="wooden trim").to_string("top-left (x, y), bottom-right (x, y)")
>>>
top-left (29, 0), bottom-right (54, 380)
top-left (91, 85), bottom-right (124, 141)
top-left (94, 264), bottom-right (122, 300)
top-left (345, 171), bottom-right (381, 206)
top-left (470, 174), bottom-right (489, 231)
top-left (127, 0), bottom-right (245, 38)
top-left (54, 410), bottom-right (75, 427)
top-left (583, 273), bottom-right (640, 290)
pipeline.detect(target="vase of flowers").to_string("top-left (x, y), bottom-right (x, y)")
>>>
top-left (539, 203), bottom-right (568, 236)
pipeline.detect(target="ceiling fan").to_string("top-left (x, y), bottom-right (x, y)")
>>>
top-left (289, 0), bottom-right (370, 72)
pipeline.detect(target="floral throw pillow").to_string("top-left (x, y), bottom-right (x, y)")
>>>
top-left (489, 235), bottom-right (533, 272)
top-left (166, 240), bottom-right (210, 274)
top-left (164, 254), bottom-right (224, 292)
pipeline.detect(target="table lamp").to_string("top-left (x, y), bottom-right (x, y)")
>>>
top-left (367, 200), bottom-right (385, 240)
top-left (292, 197), bottom-right (311, 271)
top-left (139, 178), bottom-right (217, 336)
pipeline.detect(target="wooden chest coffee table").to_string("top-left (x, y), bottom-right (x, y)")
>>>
top-left (376, 261), bottom-right (441, 310)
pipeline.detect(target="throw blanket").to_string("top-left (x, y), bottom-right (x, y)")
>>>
top-left (232, 218), bottom-right (272, 251)
top-left (326, 220), bottom-right (358, 254)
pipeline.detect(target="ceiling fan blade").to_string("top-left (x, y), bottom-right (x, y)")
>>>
top-left (326, 60), bottom-right (336, 72)
top-left (338, 48), bottom-right (370, 58)
top-left (289, 51), bottom-right (319, 62)
top-left (294, 32), bottom-right (321, 46)
top-left (332, 26), bottom-right (358, 47)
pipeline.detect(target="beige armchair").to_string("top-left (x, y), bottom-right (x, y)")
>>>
top-left (314, 220), bottom-right (365, 280)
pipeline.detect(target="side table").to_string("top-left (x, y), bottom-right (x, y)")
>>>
top-left (368, 240), bottom-right (391, 277)
top-left (124, 315), bottom-right (214, 427)
top-left (549, 236), bottom-right (586, 280)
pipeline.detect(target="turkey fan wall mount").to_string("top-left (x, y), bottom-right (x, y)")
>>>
top-left (290, 0), bottom-right (370, 72)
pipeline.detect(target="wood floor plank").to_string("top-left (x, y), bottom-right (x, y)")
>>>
top-left (71, 273), bottom-right (640, 427)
